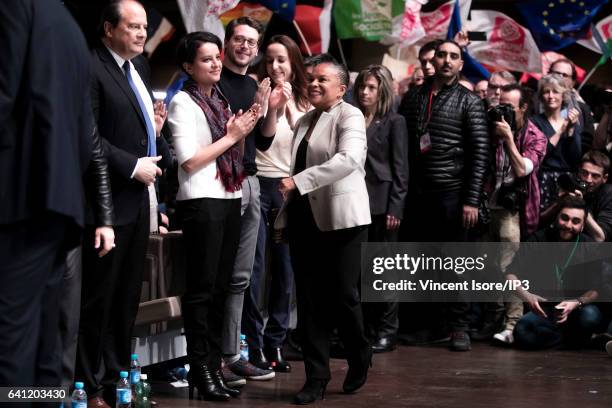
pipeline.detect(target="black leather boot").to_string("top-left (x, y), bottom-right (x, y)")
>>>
top-left (187, 363), bottom-right (231, 401)
top-left (342, 347), bottom-right (372, 394)
top-left (293, 379), bottom-right (328, 405)
top-left (211, 369), bottom-right (241, 397)
top-left (249, 348), bottom-right (273, 370)
top-left (266, 347), bottom-right (291, 373)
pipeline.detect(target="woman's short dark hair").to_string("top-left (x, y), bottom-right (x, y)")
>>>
top-left (224, 17), bottom-right (264, 45)
top-left (353, 65), bottom-right (394, 117)
top-left (176, 32), bottom-right (222, 73)
top-left (309, 54), bottom-right (349, 87)
top-left (97, 0), bottom-right (123, 38)
top-left (258, 35), bottom-right (310, 111)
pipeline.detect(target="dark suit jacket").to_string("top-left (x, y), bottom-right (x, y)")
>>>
top-left (364, 113), bottom-right (409, 219)
top-left (90, 46), bottom-right (171, 226)
top-left (0, 0), bottom-right (92, 239)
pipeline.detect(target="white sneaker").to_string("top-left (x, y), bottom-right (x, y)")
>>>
top-left (606, 340), bottom-right (612, 357)
top-left (492, 329), bottom-right (514, 345)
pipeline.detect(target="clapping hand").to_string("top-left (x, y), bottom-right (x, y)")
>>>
top-left (269, 81), bottom-right (292, 112)
top-left (226, 104), bottom-right (262, 143)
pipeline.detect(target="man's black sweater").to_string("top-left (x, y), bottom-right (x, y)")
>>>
top-left (218, 67), bottom-right (274, 176)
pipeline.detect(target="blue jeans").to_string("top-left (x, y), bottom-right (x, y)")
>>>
top-left (514, 304), bottom-right (602, 349)
top-left (242, 177), bottom-right (294, 349)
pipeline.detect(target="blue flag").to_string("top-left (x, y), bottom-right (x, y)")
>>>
top-left (446, 0), bottom-right (490, 82)
top-left (259, 0), bottom-right (296, 22)
top-left (516, 0), bottom-right (608, 51)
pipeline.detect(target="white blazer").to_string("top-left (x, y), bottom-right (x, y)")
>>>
top-left (275, 100), bottom-right (371, 232)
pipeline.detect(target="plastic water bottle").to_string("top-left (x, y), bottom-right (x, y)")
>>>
top-left (116, 371), bottom-right (131, 408)
top-left (71, 382), bottom-right (87, 408)
top-left (239, 334), bottom-right (249, 360)
top-left (130, 353), bottom-right (141, 385)
top-left (134, 373), bottom-right (151, 408)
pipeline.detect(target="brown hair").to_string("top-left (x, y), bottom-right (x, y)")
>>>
top-left (353, 65), bottom-right (395, 118)
top-left (582, 150), bottom-right (610, 174)
top-left (258, 35), bottom-right (309, 111)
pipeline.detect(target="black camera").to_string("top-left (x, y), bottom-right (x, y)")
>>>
top-left (497, 183), bottom-right (526, 213)
top-left (557, 173), bottom-right (588, 195)
top-left (488, 103), bottom-right (516, 130)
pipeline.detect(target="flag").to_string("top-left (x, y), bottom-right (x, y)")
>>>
top-left (465, 10), bottom-right (541, 73)
top-left (415, 0), bottom-right (470, 45)
top-left (258, 0), bottom-right (296, 21)
top-left (334, 0), bottom-right (405, 41)
top-left (516, 0), bottom-right (608, 51)
top-left (177, 0), bottom-right (240, 40)
top-left (578, 14), bottom-right (612, 54)
top-left (597, 38), bottom-right (612, 65)
top-left (446, 0), bottom-right (489, 82)
top-left (383, 0), bottom-right (428, 46)
top-left (144, 16), bottom-right (174, 57)
top-left (295, 0), bottom-right (333, 54)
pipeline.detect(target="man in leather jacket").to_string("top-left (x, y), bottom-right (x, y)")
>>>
top-left (398, 40), bottom-right (489, 352)
top-left (57, 127), bottom-right (115, 395)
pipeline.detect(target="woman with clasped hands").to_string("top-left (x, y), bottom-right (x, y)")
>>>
top-left (277, 54), bottom-right (371, 405)
top-left (167, 31), bottom-right (260, 402)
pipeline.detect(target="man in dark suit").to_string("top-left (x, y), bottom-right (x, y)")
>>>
top-left (74, 1), bottom-right (171, 406)
top-left (0, 0), bottom-right (93, 396)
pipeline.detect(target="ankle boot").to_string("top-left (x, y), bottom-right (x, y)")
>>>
top-left (293, 379), bottom-right (328, 405)
top-left (266, 347), bottom-right (291, 373)
top-left (343, 347), bottom-right (372, 394)
top-left (187, 363), bottom-right (231, 401)
top-left (211, 369), bottom-right (241, 397)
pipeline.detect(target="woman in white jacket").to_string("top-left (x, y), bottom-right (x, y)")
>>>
top-left (167, 31), bottom-right (260, 402)
top-left (278, 54), bottom-right (371, 405)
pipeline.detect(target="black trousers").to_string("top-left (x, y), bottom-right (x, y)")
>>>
top-left (288, 199), bottom-right (369, 380)
top-left (363, 214), bottom-right (400, 339)
top-left (178, 197), bottom-right (241, 369)
top-left (75, 196), bottom-right (150, 400)
top-left (59, 246), bottom-right (82, 389)
top-left (416, 190), bottom-right (472, 332)
top-left (0, 214), bottom-right (68, 408)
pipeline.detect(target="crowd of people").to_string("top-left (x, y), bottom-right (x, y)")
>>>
top-left (2, 0), bottom-right (612, 407)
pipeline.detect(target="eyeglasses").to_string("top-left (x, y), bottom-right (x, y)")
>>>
top-left (550, 70), bottom-right (572, 79)
top-left (231, 36), bottom-right (258, 49)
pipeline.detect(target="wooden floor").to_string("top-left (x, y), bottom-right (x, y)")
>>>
top-left (148, 343), bottom-right (612, 407)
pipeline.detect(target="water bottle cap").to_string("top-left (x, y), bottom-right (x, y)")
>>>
top-left (240, 334), bottom-right (246, 340)
top-left (74, 382), bottom-right (84, 389)
top-left (140, 374), bottom-right (147, 380)
top-left (120, 371), bottom-right (128, 378)
top-left (131, 354), bottom-right (138, 360)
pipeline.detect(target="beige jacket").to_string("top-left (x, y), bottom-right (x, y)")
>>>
top-left (275, 100), bottom-right (371, 232)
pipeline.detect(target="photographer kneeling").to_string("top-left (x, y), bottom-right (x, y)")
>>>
top-left (475, 84), bottom-right (547, 344)
top-left (540, 150), bottom-right (612, 242)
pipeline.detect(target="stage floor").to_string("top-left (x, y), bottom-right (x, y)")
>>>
top-left (149, 342), bottom-right (612, 407)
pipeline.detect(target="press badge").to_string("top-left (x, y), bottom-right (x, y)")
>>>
top-left (420, 132), bottom-right (432, 153)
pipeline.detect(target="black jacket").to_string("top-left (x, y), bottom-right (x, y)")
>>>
top-left (398, 78), bottom-right (489, 207)
top-left (0, 0), bottom-right (92, 236)
top-left (586, 184), bottom-right (612, 241)
top-left (364, 113), bottom-right (409, 218)
top-left (90, 47), bottom-right (172, 225)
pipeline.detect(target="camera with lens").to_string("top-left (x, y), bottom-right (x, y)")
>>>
top-left (488, 103), bottom-right (516, 131)
top-left (557, 173), bottom-right (587, 195)
top-left (497, 183), bottom-right (527, 213)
